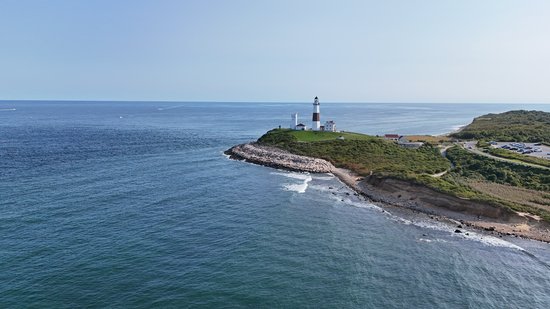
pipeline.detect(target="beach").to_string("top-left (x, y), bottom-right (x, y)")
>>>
top-left (226, 143), bottom-right (550, 243)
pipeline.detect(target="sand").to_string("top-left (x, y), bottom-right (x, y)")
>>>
top-left (226, 143), bottom-right (550, 243)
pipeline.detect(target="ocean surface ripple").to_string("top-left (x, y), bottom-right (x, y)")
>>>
top-left (1, 101), bottom-right (550, 308)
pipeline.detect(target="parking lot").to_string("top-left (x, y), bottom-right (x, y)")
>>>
top-left (490, 142), bottom-right (550, 160)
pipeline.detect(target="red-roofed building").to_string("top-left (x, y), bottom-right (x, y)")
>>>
top-left (384, 134), bottom-right (400, 141)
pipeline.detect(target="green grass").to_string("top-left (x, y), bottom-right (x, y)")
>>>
top-left (257, 129), bottom-right (550, 222)
top-left (257, 129), bottom-right (376, 144)
top-left (288, 130), bottom-right (376, 142)
top-left (258, 129), bottom-right (449, 176)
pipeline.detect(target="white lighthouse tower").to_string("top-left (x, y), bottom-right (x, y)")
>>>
top-left (312, 96), bottom-right (320, 130)
top-left (291, 113), bottom-right (298, 129)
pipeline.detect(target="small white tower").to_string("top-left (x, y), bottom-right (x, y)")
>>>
top-left (312, 96), bottom-right (320, 130)
top-left (291, 113), bottom-right (298, 129)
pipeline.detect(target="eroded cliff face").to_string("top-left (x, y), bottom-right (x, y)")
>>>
top-left (361, 176), bottom-right (520, 222)
top-left (226, 143), bottom-right (550, 241)
top-left (227, 143), bottom-right (515, 221)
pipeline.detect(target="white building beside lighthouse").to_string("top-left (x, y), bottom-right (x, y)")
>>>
top-left (291, 113), bottom-right (298, 129)
top-left (312, 96), bottom-right (320, 130)
top-left (324, 120), bottom-right (336, 132)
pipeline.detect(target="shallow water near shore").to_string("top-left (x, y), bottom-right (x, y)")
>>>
top-left (1, 101), bottom-right (550, 307)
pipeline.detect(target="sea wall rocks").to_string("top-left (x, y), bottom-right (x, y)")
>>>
top-left (226, 142), bottom-right (549, 242)
top-left (225, 143), bottom-right (335, 173)
top-left (226, 143), bottom-right (514, 221)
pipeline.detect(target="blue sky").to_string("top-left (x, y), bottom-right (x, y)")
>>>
top-left (1, 0), bottom-right (549, 103)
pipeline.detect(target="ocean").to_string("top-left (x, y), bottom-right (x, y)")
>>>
top-left (1, 101), bottom-right (550, 308)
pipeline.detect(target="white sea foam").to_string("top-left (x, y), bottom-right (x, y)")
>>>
top-left (283, 181), bottom-right (310, 193)
top-left (454, 230), bottom-right (525, 251)
top-left (0, 108), bottom-right (16, 111)
top-left (311, 184), bottom-right (384, 211)
top-left (451, 124), bottom-right (465, 131)
top-left (400, 217), bottom-right (525, 251)
top-left (274, 169), bottom-right (525, 251)
top-left (338, 198), bottom-right (383, 211)
top-left (272, 171), bottom-right (312, 193)
top-left (432, 124), bottom-right (468, 136)
top-left (385, 213), bottom-right (526, 250)
top-left (418, 238), bottom-right (448, 243)
top-left (271, 171), bottom-right (311, 180)
top-left (282, 176), bottom-right (312, 193)
top-left (308, 184), bottom-right (347, 193)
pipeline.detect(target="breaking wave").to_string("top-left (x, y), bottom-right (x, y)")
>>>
top-left (272, 171), bottom-right (313, 193)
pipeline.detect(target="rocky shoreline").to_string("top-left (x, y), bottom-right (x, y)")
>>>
top-left (225, 143), bottom-right (550, 243)
top-left (225, 143), bottom-right (335, 173)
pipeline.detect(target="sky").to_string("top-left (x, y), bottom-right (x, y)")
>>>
top-left (0, 0), bottom-right (549, 103)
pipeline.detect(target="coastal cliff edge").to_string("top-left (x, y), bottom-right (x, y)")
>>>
top-left (225, 143), bottom-right (550, 242)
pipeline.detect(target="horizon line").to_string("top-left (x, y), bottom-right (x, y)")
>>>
top-left (1, 99), bottom-right (549, 105)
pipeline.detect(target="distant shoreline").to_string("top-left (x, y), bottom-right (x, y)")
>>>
top-left (226, 143), bottom-right (550, 243)
top-left (444, 124), bottom-right (467, 136)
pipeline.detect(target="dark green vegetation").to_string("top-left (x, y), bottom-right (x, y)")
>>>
top-left (445, 147), bottom-right (550, 221)
top-left (258, 129), bottom-right (449, 176)
top-left (446, 147), bottom-right (550, 192)
top-left (258, 129), bottom-right (550, 222)
top-left (451, 110), bottom-right (550, 143)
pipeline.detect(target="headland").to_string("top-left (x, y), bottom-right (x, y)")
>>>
top-left (225, 142), bottom-right (550, 242)
top-left (226, 110), bottom-right (550, 243)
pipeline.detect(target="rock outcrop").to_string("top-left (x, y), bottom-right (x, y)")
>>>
top-left (225, 143), bottom-right (335, 173)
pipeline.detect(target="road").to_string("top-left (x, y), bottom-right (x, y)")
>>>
top-left (461, 141), bottom-right (550, 170)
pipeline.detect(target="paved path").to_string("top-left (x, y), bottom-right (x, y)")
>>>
top-left (427, 145), bottom-right (453, 178)
top-left (430, 170), bottom-right (449, 178)
top-left (461, 141), bottom-right (550, 170)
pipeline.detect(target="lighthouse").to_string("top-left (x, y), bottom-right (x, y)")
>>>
top-left (312, 96), bottom-right (320, 130)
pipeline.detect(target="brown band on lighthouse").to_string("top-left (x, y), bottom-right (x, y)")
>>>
top-left (312, 113), bottom-right (320, 121)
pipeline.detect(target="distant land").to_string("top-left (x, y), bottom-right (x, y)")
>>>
top-left (451, 110), bottom-right (550, 143)
top-left (227, 110), bottom-right (550, 242)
